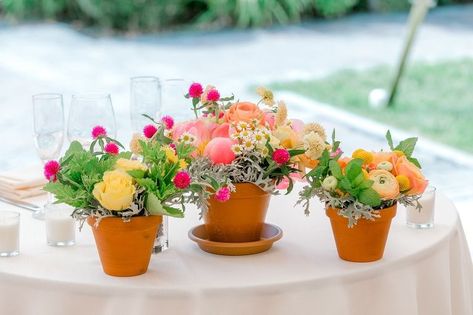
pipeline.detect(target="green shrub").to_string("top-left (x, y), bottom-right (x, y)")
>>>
top-left (314, 0), bottom-right (360, 17)
top-left (367, 0), bottom-right (410, 12)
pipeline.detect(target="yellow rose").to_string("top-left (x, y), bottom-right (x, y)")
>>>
top-left (115, 158), bottom-right (147, 172)
top-left (93, 170), bottom-right (136, 211)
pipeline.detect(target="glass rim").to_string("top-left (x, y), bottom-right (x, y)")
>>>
top-left (131, 76), bottom-right (160, 82)
top-left (0, 210), bottom-right (20, 219)
top-left (425, 185), bottom-right (437, 193)
top-left (32, 93), bottom-right (63, 100)
top-left (164, 78), bottom-right (186, 83)
top-left (72, 93), bottom-right (111, 100)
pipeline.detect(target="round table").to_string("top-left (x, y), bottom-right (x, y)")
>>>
top-left (0, 188), bottom-right (472, 315)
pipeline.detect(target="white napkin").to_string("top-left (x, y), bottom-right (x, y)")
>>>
top-left (0, 165), bottom-right (47, 200)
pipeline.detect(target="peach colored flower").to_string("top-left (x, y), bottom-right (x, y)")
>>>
top-left (372, 151), bottom-right (398, 167)
top-left (172, 119), bottom-right (217, 148)
top-left (225, 102), bottom-right (265, 124)
top-left (204, 137), bottom-right (236, 164)
top-left (369, 170), bottom-right (400, 200)
top-left (211, 123), bottom-right (230, 138)
top-left (264, 112), bottom-right (276, 130)
top-left (394, 156), bottom-right (428, 195)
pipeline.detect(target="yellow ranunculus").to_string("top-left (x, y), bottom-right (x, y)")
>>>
top-left (93, 170), bottom-right (136, 211)
top-left (164, 146), bottom-right (178, 163)
top-left (352, 149), bottom-right (374, 165)
top-left (115, 158), bottom-right (147, 172)
top-left (179, 159), bottom-right (188, 170)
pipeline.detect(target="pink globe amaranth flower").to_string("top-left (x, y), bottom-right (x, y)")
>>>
top-left (104, 142), bottom-right (119, 155)
top-left (91, 125), bottom-right (107, 139)
top-left (169, 143), bottom-right (177, 153)
top-left (161, 115), bottom-right (174, 129)
top-left (143, 124), bottom-right (158, 139)
top-left (173, 171), bottom-right (191, 189)
top-left (44, 160), bottom-right (60, 181)
top-left (215, 186), bottom-right (231, 202)
top-left (207, 89), bottom-right (220, 102)
top-left (272, 148), bottom-right (290, 165)
top-left (189, 83), bottom-right (204, 98)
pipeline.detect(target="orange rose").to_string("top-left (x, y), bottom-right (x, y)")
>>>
top-left (225, 102), bottom-right (265, 124)
top-left (372, 151), bottom-right (397, 166)
top-left (394, 156), bottom-right (428, 195)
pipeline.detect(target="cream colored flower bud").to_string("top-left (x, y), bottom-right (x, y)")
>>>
top-left (322, 176), bottom-right (338, 191)
top-left (377, 161), bottom-right (393, 172)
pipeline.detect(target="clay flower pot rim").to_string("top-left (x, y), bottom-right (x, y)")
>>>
top-left (87, 215), bottom-right (162, 231)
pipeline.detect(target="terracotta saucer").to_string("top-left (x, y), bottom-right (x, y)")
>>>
top-left (188, 223), bottom-right (283, 256)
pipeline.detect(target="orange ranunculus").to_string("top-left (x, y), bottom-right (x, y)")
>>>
top-left (369, 170), bottom-right (400, 200)
top-left (394, 156), bottom-right (428, 195)
top-left (337, 157), bottom-right (352, 170)
top-left (225, 102), bottom-right (265, 124)
top-left (298, 154), bottom-right (319, 170)
top-left (372, 151), bottom-right (398, 167)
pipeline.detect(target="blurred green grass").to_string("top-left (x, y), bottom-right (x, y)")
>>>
top-left (271, 59), bottom-right (473, 153)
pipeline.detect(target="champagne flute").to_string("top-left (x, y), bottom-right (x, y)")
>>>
top-left (32, 93), bottom-right (65, 220)
top-left (67, 94), bottom-right (116, 147)
top-left (130, 76), bottom-right (161, 132)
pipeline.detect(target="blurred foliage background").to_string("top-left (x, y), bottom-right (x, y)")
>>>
top-left (0, 0), bottom-right (471, 32)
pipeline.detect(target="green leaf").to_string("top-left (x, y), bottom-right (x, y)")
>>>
top-left (395, 137), bottom-right (418, 157)
top-left (127, 170), bottom-right (145, 179)
top-left (288, 149), bottom-right (305, 157)
top-left (65, 141), bottom-right (85, 157)
top-left (352, 173), bottom-right (365, 187)
top-left (386, 130), bottom-right (394, 150)
top-left (136, 178), bottom-right (158, 192)
top-left (162, 205), bottom-right (185, 218)
top-left (407, 156), bottom-right (422, 168)
top-left (340, 177), bottom-right (352, 191)
top-left (146, 193), bottom-right (165, 215)
top-left (358, 188), bottom-right (381, 207)
top-left (345, 159), bottom-right (363, 181)
top-left (329, 160), bottom-right (343, 179)
top-left (359, 179), bottom-right (374, 189)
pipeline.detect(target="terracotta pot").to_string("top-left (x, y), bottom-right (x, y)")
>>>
top-left (87, 215), bottom-right (162, 277)
top-left (326, 204), bottom-right (397, 262)
top-left (204, 183), bottom-right (271, 243)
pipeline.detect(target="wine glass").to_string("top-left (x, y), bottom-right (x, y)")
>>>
top-left (130, 76), bottom-right (161, 132)
top-left (32, 93), bottom-right (65, 220)
top-left (67, 94), bottom-right (116, 147)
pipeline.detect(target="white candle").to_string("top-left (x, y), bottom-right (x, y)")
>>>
top-left (45, 204), bottom-right (75, 246)
top-left (406, 186), bottom-right (436, 228)
top-left (0, 211), bottom-right (20, 257)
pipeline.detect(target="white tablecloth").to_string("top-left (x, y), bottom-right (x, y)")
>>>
top-left (0, 189), bottom-right (472, 315)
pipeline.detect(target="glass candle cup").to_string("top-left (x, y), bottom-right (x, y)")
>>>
top-left (45, 204), bottom-right (75, 247)
top-left (0, 211), bottom-right (20, 257)
top-left (406, 186), bottom-right (436, 229)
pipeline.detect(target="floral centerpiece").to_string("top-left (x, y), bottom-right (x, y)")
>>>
top-left (140, 84), bottom-right (327, 244)
top-left (44, 124), bottom-right (196, 276)
top-left (298, 131), bottom-right (428, 262)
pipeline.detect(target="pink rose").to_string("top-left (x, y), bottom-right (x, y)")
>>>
top-left (172, 119), bottom-right (217, 147)
top-left (204, 137), bottom-right (235, 164)
top-left (276, 172), bottom-right (305, 190)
